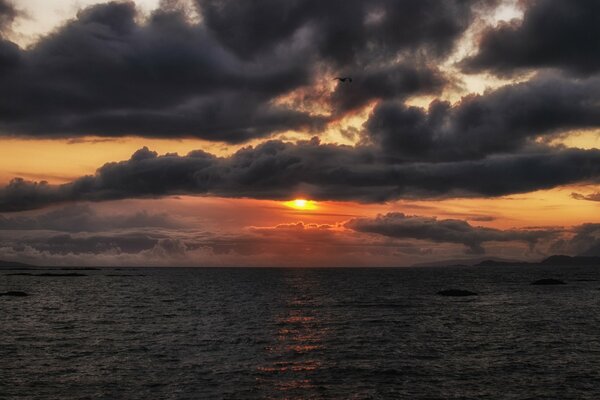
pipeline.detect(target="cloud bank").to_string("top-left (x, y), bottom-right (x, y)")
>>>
top-left (0, 0), bottom-right (497, 141)
top-left (346, 212), bottom-right (557, 254)
top-left (1, 140), bottom-right (600, 211)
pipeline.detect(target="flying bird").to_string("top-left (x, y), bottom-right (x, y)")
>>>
top-left (334, 77), bottom-right (352, 83)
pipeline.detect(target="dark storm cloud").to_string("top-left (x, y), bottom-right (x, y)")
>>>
top-left (366, 75), bottom-right (600, 161)
top-left (330, 62), bottom-right (446, 114)
top-left (1, 1), bottom-right (599, 211)
top-left (1, 140), bottom-right (600, 211)
top-left (0, 0), bottom-right (17, 32)
top-left (0, 0), bottom-right (500, 141)
top-left (571, 192), bottom-right (600, 202)
top-left (197, 0), bottom-right (493, 64)
top-left (345, 212), bottom-right (558, 254)
top-left (0, 0), bottom-right (19, 75)
top-left (0, 1), bottom-right (322, 142)
top-left (463, 0), bottom-right (600, 76)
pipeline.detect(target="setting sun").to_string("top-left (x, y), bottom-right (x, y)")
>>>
top-left (284, 199), bottom-right (317, 210)
top-left (294, 199), bottom-right (307, 208)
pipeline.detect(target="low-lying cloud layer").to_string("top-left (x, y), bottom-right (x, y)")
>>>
top-left (0, 203), bottom-right (181, 231)
top-left (346, 212), bottom-right (558, 254)
top-left (2, 202), bottom-right (592, 267)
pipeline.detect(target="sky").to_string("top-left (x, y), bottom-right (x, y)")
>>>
top-left (0, 0), bottom-right (599, 267)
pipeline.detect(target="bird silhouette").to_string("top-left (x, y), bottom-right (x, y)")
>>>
top-left (334, 77), bottom-right (352, 83)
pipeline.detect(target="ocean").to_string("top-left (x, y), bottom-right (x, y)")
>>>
top-left (2, 265), bottom-right (600, 399)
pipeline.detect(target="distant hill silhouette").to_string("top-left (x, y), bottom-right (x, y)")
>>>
top-left (540, 255), bottom-right (600, 266)
top-left (475, 255), bottom-right (600, 267)
top-left (413, 255), bottom-right (600, 268)
top-left (411, 256), bottom-right (520, 268)
top-left (0, 260), bottom-right (35, 268)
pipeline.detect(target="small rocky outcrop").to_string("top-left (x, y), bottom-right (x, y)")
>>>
top-left (437, 289), bottom-right (478, 297)
top-left (531, 278), bottom-right (566, 285)
top-left (6, 272), bottom-right (86, 277)
top-left (0, 291), bottom-right (28, 297)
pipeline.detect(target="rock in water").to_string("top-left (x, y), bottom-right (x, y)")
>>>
top-left (437, 289), bottom-right (478, 297)
top-left (6, 272), bottom-right (87, 277)
top-left (531, 278), bottom-right (566, 285)
top-left (0, 291), bottom-right (28, 297)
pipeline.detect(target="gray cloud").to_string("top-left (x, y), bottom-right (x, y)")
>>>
top-left (462, 0), bottom-right (600, 76)
top-left (0, 0), bottom-right (17, 33)
top-left (197, 0), bottom-right (494, 65)
top-left (345, 212), bottom-right (558, 254)
top-left (366, 75), bottom-right (600, 161)
top-left (330, 62), bottom-right (446, 114)
top-left (0, 204), bottom-right (181, 232)
top-left (21, 232), bottom-right (161, 255)
top-left (571, 192), bottom-right (600, 202)
top-left (0, 218), bottom-right (404, 265)
top-left (0, 1), bottom-right (322, 142)
top-left (550, 223), bottom-right (600, 257)
top-left (0, 0), bottom-right (500, 142)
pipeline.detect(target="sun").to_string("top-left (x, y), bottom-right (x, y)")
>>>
top-left (284, 199), bottom-right (317, 210)
top-left (294, 199), bottom-right (307, 208)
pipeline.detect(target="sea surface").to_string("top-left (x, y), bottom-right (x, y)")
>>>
top-left (2, 265), bottom-right (600, 399)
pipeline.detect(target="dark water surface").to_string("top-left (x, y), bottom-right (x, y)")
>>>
top-left (2, 265), bottom-right (600, 399)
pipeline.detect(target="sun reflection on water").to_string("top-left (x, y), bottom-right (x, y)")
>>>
top-left (256, 271), bottom-right (329, 399)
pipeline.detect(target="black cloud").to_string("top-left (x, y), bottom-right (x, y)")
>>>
top-left (1, 140), bottom-right (600, 212)
top-left (0, 0), bottom-right (17, 33)
top-left (330, 62), bottom-right (446, 114)
top-left (0, 0), bottom-right (499, 142)
top-left (197, 0), bottom-right (492, 64)
top-left (345, 212), bottom-right (557, 254)
top-left (0, 0), bottom-right (18, 75)
top-left (463, 0), bottom-right (600, 75)
top-left (366, 75), bottom-right (600, 161)
top-left (0, 2), bottom-right (321, 142)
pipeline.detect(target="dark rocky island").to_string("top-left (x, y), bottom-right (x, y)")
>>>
top-left (0, 291), bottom-right (28, 297)
top-left (6, 272), bottom-right (87, 277)
top-left (0, 260), bottom-right (35, 268)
